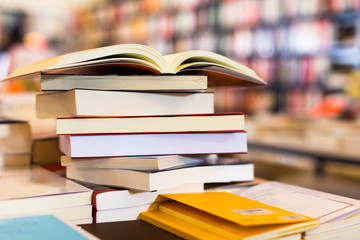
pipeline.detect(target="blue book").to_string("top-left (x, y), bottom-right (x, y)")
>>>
top-left (0, 214), bottom-right (97, 240)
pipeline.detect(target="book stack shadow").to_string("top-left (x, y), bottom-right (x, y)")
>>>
top-left (9, 44), bottom-right (266, 224)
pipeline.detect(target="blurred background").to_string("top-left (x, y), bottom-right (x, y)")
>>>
top-left (0, 0), bottom-right (359, 198)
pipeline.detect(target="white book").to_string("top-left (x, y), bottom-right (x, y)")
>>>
top-left (0, 166), bottom-right (92, 215)
top-left (94, 203), bottom-right (157, 223)
top-left (41, 74), bottom-right (207, 92)
top-left (61, 155), bottom-right (202, 171)
top-left (66, 161), bottom-right (254, 191)
top-left (91, 182), bottom-right (204, 211)
top-left (36, 89), bottom-right (214, 118)
top-left (59, 131), bottom-right (247, 158)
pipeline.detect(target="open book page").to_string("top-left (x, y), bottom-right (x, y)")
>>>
top-left (234, 181), bottom-right (360, 223)
top-left (50, 44), bottom-right (169, 72)
top-left (163, 50), bottom-right (259, 78)
top-left (6, 55), bottom-right (63, 79)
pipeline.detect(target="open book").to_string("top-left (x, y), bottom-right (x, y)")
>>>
top-left (5, 44), bottom-right (265, 88)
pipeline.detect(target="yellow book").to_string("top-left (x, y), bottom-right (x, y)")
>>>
top-left (5, 44), bottom-right (265, 88)
top-left (139, 192), bottom-right (319, 240)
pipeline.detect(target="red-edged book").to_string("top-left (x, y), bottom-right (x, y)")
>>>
top-left (59, 131), bottom-right (247, 158)
top-left (56, 112), bottom-right (245, 135)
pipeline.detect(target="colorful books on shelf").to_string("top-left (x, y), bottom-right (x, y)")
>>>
top-left (0, 120), bottom-right (32, 166)
top-left (139, 192), bottom-right (319, 240)
top-left (5, 43), bottom-right (266, 88)
top-left (0, 166), bottom-right (93, 224)
top-left (36, 89), bottom-right (215, 118)
top-left (0, 214), bottom-right (98, 240)
top-left (66, 158), bottom-right (254, 191)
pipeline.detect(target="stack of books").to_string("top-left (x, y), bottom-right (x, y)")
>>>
top-left (6, 43), bottom-right (266, 223)
top-left (0, 166), bottom-right (93, 225)
top-left (0, 120), bottom-right (32, 166)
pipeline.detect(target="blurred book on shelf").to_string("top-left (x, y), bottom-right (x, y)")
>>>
top-left (0, 120), bottom-right (32, 167)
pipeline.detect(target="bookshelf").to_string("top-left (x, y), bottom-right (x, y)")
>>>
top-left (70, 0), bottom-right (360, 117)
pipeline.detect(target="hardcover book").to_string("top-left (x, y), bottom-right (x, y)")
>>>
top-left (0, 214), bottom-right (98, 240)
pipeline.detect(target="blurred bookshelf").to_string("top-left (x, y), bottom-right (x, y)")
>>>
top-left (69, 0), bottom-right (360, 118)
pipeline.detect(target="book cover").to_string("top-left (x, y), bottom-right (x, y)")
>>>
top-left (0, 214), bottom-right (98, 240)
top-left (140, 192), bottom-right (319, 240)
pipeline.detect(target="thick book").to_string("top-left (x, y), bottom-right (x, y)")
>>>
top-left (80, 220), bottom-right (184, 240)
top-left (139, 192), bottom-right (319, 240)
top-left (56, 112), bottom-right (245, 135)
top-left (0, 214), bottom-right (98, 240)
top-left (0, 166), bottom-right (92, 216)
top-left (36, 89), bottom-right (214, 118)
top-left (65, 160), bottom-right (254, 191)
top-left (0, 120), bottom-right (32, 155)
top-left (40, 74), bottom-right (208, 91)
top-left (6, 43), bottom-right (265, 88)
top-left (59, 131), bottom-right (247, 158)
top-left (61, 155), bottom-right (202, 171)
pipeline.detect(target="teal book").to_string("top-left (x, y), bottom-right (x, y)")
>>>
top-left (0, 214), bottom-right (98, 240)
